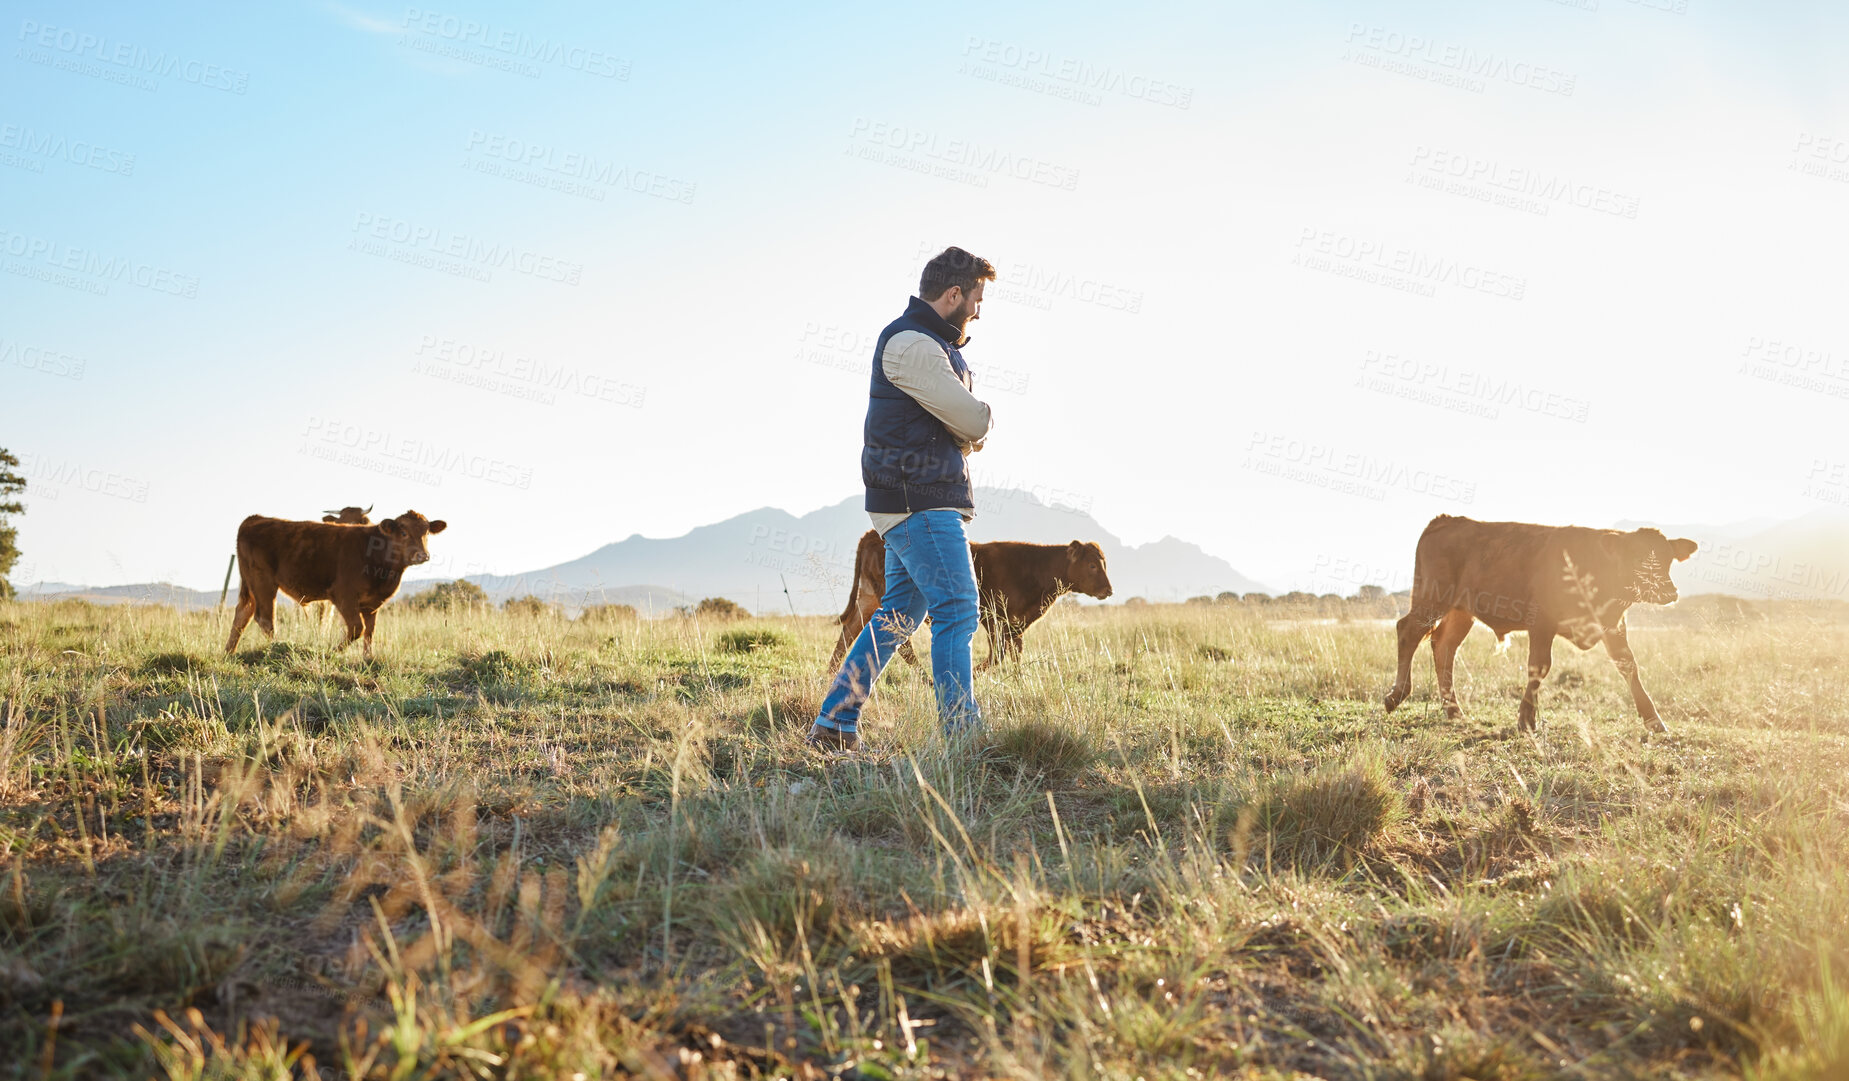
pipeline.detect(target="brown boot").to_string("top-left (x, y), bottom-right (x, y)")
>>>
top-left (805, 724), bottom-right (860, 754)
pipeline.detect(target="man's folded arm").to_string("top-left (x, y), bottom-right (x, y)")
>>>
top-left (881, 332), bottom-right (993, 445)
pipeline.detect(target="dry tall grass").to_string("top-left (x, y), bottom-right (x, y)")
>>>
top-left (1, 596), bottom-right (1846, 1079)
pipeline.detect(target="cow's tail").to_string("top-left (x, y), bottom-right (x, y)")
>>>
top-left (1406, 514), bottom-right (1461, 615)
top-left (230, 516), bottom-right (266, 607)
top-left (838, 530), bottom-right (882, 624)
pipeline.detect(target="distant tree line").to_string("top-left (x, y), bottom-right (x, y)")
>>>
top-left (396, 581), bottom-right (752, 623)
top-left (1114, 586), bottom-right (1408, 619)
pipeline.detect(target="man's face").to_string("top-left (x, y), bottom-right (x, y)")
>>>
top-left (944, 281), bottom-right (984, 331)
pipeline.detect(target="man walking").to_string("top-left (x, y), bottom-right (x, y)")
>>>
top-left (807, 247), bottom-right (997, 752)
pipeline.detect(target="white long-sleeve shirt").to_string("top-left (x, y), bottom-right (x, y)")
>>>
top-left (868, 330), bottom-right (994, 536)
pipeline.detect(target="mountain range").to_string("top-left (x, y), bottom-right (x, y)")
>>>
top-left (457, 487), bottom-right (1270, 615)
top-left (18, 497), bottom-right (1847, 616)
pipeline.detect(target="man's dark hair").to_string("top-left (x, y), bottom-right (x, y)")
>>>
top-left (919, 246), bottom-right (996, 301)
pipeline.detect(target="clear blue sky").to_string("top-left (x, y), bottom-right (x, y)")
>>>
top-left (3, 0), bottom-right (1845, 592)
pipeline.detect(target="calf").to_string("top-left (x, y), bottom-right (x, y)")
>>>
top-left (828, 531), bottom-right (1113, 670)
top-left (1383, 514), bottom-right (1697, 733)
top-left (226, 510), bottom-right (446, 661)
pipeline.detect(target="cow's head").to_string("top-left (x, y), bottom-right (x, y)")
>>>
top-left (1063, 540), bottom-right (1113, 600)
top-left (322, 504), bottom-right (373, 524)
top-left (377, 510), bottom-right (447, 565)
top-left (1605, 528), bottom-right (1698, 605)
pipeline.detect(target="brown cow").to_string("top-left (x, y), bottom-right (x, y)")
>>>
top-left (828, 531), bottom-right (1113, 670)
top-left (1383, 514), bottom-right (1697, 734)
top-left (226, 510), bottom-right (447, 660)
top-left (309, 507), bottom-right (372, 622)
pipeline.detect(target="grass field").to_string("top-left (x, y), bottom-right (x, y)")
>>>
top-left (2, 596), bottom-right (1847, 1080)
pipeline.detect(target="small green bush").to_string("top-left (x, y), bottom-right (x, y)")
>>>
top-left (717, 627), bottom-right (789, 653)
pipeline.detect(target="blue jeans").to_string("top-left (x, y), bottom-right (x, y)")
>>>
top-left (814, 510), bottom-right (983, 737)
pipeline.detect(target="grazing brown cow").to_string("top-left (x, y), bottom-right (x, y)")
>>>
top-left (828, 531), bottom-right (1113, 670)
top-left (226, 510), bottom-right (447, 660)
top-left (1383, 514), bottom-right (1697, 734)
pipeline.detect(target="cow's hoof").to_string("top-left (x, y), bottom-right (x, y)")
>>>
top-left (1384, 687), bottom-right (1408, 713)
top-left (1444, 704), bottom-right (1464, 721)
top-left (1643, 715), bottom-right (1669, 735)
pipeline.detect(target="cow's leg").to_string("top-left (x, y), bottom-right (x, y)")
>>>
top-left (1430, 609), bottom-right (1474, 720)
top-left (830, 586), bottom-right (878, 670)
top-left (897, 610), bottom-right (922, 667)
top-left (1385, 608), bottom-right (1443, 712)
top-left (361, 609), bottom-right (378, 662)
top-left (1603, 624), bottom-right (1668, 734)
top-left (224, 584), bottom-right (256, 654)
top-left (975, 612), bottom-right (1002, 672)
top-left (334, 603), bottom-right (364, 654)
top-left (1004, 624), bottom-right (1026, 665)
top-left (253, 586), bottom-right (279, 640)
top-left (1518, 625), bottom-right (1556, 733)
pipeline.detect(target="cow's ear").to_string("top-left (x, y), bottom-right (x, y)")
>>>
top-left (1670, 537), bottom-right (1697, 562)
top-left (380, 519), bottom-right (405, 537)
top-left (428, 520), bottom-right (447, 534)
top-left (322, 515), bottom-right (339, 523)
top-left (1068, 540), bottom-right (1084, 555)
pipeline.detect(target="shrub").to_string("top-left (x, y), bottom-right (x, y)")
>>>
top-left (1254, 754), bottom-right (1405, 868)
top-left (502, 595), bottom-right (559, 618)
top-left (579, 603), bottom-right (638, 623)
top-left (688, 597), bottom-right (748, 621)
top-left (717, 627), bottom-right (789, 653)
top-left (988, 717), bottom-right (1096, 783)
top-left (404, 580), bottom-right (489, 611)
